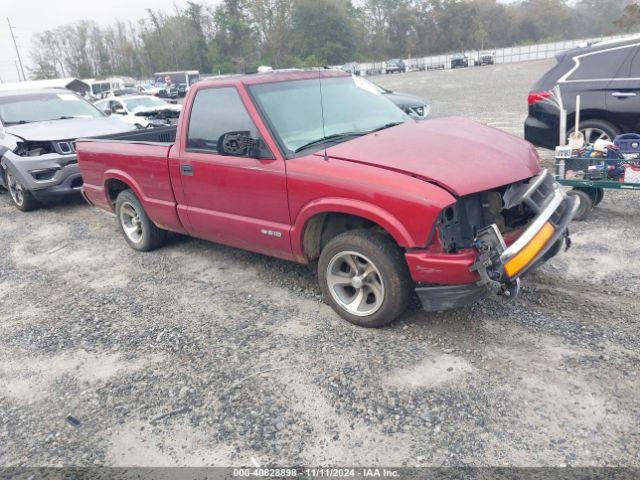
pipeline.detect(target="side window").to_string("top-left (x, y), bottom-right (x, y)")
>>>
top-left (569, 46), bottom-right (635, 81)
top-left (187, 87), bottom-right (270, 158)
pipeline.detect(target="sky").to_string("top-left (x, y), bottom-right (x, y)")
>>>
top-left (0, 0), bottom-right (530, 84)
top-left (0, 0), bottom-right (199, 83)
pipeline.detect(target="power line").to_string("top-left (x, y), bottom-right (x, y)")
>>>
top-left (7, 17), bottom-right (26, 81)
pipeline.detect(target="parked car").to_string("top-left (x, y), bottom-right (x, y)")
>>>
top-left (525, 36), bottom-right (640, 150)
top-left (0, 88), bottom-right (136, 211)
top-left (177, 83), bottom-right (188, 97)
top-left (77, 70), bottom-right (577, 327)
top-left (359, 77), bottom-right (430, 118)
top-left (385, 59), bottom-right (406, 74)
top-left (341, 62), bottom-right (361, 76)
top-left (451, 53), bottom-right (469, 69)
top-left (366, 64), bottom-right (384, 76)
top-left (113, 87), bottom-right (139, 97)
top-left (475, 51), bottom-right (495, 66)
top-left (95, 95), bottom-right (182, 128)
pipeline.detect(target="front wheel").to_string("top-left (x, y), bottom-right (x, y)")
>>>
top-left (318, 230), bottom-right (412, 328)
top-left (5, 169), bottom-right (40, 212)
top-left (115, 190), bottom-right (167, 251)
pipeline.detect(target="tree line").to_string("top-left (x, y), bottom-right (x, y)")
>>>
top-left (29, 0), bottom-right (638, 80)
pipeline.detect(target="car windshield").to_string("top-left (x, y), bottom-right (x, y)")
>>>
top-left (0, 92), bottom-right (104, 125)
top-left (123, 96), bottom-right (169, 112)
top-left (250, 75), bottom-right (410, 154)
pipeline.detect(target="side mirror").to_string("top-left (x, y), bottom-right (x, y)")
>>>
top-left (112, 105), bottom-right (125, 115)
top-left (217, 131), bottom-right (261, 157)
top-left (102, 108), bottom-right (112, 116)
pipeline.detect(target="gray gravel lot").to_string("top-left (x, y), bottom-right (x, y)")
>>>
top-left (1, 60), bottom-right (639, 467)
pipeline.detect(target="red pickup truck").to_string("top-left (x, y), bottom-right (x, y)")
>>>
top-left (77, 70), bottom-right (578, 327)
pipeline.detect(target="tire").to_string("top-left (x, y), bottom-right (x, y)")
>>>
top-left (5, 169), bottom-right (40, 212)
top-left (115, 189), bottom-right (167, 251)
top-left (575, 187), bottom-right (604, 206)
top-left (594, 188), bottom-right (605, 206)
top-left (318, 229), bottom-right (412, 328)
top-left (567, 188), bottom-right (593, 221)
top-left (568, 119), bottom-right (620, 145)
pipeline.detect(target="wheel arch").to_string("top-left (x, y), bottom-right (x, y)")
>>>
top-left (103, 170), bottom-right (145, 211)
top-left (292, 199), bottom-right (415, 262)
top-left (567, 111), bottom-right (622, 133)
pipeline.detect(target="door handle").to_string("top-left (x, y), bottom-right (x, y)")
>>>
top-left (612, 92), bottom-right (637, 98)
top-left (180, 164), bottom-right (194, 176)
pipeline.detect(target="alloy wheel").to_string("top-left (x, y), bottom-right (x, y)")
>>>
top-left (570, 127), bottom-right (611, 145)
top-left (326, 251), bottom-right (385, 317)
top-left (120, 201), bottom-right (144, 244)
top-left (6, 171), bottom-right (24, 207)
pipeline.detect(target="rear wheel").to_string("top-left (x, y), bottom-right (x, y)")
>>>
top-left (567, 188), bottom-right (593, 221)
top-left (5, 169), bottom-right (40, 212)
top-left (318, 230), bottom-right (411, 328)
top-left (115, 190), bottom-right (167, 251)
top-left (568, 119), bottom-right (620, 145)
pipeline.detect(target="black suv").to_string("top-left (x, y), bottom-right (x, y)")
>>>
top-left (385, 59), bottom-right (406, 74)
top-left (525, 36), bottom-right (640, 149)
top-left (450, 53), bottom-right (469, 69)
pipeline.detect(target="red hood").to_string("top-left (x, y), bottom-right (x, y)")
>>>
top-left (318, 117), bottom-right (540, 196)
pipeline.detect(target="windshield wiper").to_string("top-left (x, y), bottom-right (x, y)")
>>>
top-left (52, 116), bottom-right (78, 120)
top-left (4, 120), bottom-right (33, 125)
top-left (367, 121), bottom-right (405, 133)
top-left (294, 132), bottom-right (367, 153)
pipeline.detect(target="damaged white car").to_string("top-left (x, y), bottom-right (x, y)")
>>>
top-left (94, 95), bottom-right (182, 128)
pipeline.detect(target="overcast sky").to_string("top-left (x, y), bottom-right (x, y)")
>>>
top-left (1, 0), bottom-right (528, 84)
top-left (0, 0), bottom-right (202, 83)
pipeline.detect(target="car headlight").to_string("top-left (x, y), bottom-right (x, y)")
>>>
top-left (410, 105), bottom-right (430, 118)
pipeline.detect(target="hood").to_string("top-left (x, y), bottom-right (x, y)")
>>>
top-left (133, 104), bottom-right (182, 117)
top-left (318, 117), bottom-right (540, 197)
top-left (4, 116), bottom-right (136, 142)
top-left (384, 90), bottom-right (426, 108)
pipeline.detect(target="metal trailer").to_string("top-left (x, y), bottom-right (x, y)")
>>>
top-left (554, 155), bottom-right (640, 220)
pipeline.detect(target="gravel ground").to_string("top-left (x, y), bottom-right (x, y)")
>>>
top-left (1, 60), bottom-right (639, 468)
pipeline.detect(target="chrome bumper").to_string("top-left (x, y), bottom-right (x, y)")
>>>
top-left (474, 169), bottom-right (579, 294)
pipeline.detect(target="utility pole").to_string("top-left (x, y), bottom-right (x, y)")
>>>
top-left (7, 17), bottom-right (26, 81)
top-left (15, 60), bottom-right (22, 81)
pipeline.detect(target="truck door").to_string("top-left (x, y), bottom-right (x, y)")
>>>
top-left (605, 45), bottom-right (640, 134)
top-left (176, 86), bottom-right (292, 260)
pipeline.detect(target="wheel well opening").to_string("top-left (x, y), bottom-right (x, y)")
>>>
top-left (302, 212), bottom-right (391, 262)
top-left (105, 179), bottom-right (130, 205)
top-left (567, 112), bottom-right (620, 132)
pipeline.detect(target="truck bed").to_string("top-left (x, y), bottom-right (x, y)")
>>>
top-left (76, 125), bottom-right (185, 234)
top-left (82, 125), bottom-right (177, 144)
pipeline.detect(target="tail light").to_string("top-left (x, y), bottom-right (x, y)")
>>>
top-left (528, 91), bottom-right (551, 105)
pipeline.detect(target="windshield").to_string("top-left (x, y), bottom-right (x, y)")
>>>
top-left (250, 75), bottom-right (410, 154)
top-left (122, 96), bottom-right (169, 112)
top-left (91, 83), bottom-right (111, 95)
top-left (0, 92), bottom-right (104, 125)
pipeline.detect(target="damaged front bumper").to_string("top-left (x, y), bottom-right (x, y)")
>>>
top-left (1, 151), bottom-right (82, 201)
top-left (416, 169), bottom-right (579, 311)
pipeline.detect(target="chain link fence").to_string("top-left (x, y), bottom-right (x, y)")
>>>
top-left (356, 33), bottom-right (639, 75)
